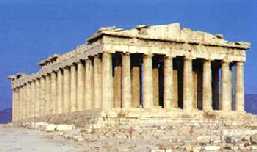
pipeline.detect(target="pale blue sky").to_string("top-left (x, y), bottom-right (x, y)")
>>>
top-left (0, 0), bottom-right (256, 110)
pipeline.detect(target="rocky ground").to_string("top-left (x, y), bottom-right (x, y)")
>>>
top-left (8, 116), bottom-right (257, 152)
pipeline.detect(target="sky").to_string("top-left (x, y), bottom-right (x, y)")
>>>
top-left (0, 0), bottom-right (256, 110)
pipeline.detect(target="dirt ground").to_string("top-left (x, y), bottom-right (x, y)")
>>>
top-left (0, 126), bottom-right (83, 152)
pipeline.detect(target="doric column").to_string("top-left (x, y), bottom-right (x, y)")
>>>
top-left (235, 61), bottom-right (245, 112)
top-left (12, 88), bottom-right (16, 121)
top-left (202, 59), bottom-right (213, 111)
top-left (70, 64), bottom-right (77, 112)
top-left (25, 84), bottom-right (29, 119)
top-left (102, 52), bottom-right (113, 111)
top-left (183, 57), bottom-right (193, 112)
top-left (16, 88), bottom-right (20, 121)
top-left (164, 56), bottom-right (173, 109)
top-left (131, 65), bottom-right (141, 108)
top-left (143, 54), bottom-right (153, 108)
top-left (122, 53), bottom-right (131, 109)
top-left (56, 69), bottom-right (63, 114)
top-left (20, 86), bottom-right (24, 120)
top-left (35, 79), bottom-right (40, 118)
top-left (85, 59), bottom-right (93, 110)
top-left (23, 85), bottom-right (27, 120)
top-left (221, 61), bottom-right (232, 111)
top-left (94, 55), bottom-right (102, 109)
top-left (63, 67), bottom-right (71, 113)
top-left (113, 57), bottom-right (122, 108)
top-left (45, 74), bottom-right (51, 116)
top-left (77, 62), bottom-right (85, 111)
top-left (50, 72), bottom-right (57, 114)
top-left (39, 77), bottom-right (45, 117)
top-left (12, 89), bottom-right (16, 121)
top-left (31, 81), bottom-right (36, 119)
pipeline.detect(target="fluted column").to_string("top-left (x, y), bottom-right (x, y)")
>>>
top-left (143, 54), bottom-right (153, 108)
top-left (94, 55), bottom-right (102, 109)
top-left (57, 69), bottom-right (63, 114)
top-left (50, 72), bottom-right (57, 114)
top-left (16, 88), bottom-right (20, 121)
top-left (122, 53), bottom-right (131, 109)
top-left (12, 89), bottom-right (16, 121)
top-left (202, 59), bottom-right (213, 111)
top-left (183, 57), bottom-right (193, 112)
top-left (85, 59), bottom-right (93, 110)
top-left (221, 61), bottom-right (232, 111)
top-left (31, 81), bottom-right (36, 119)
top-left (77, 62), bottom-right (85, 111)
top-left (45, 74), bottom-right (51, 115)
top-left (235, 61), bottom-right (245, 112)
top-left (102, 52), bottom-right (113, 111)
top-left (23, 85), bottom-right (27, 120)
top-left (20, 86), bottom-right (24, 120)
top-left (164, 56), bottom-right (173, 109)
top-left (39, 77), bottom-right (45, 117)
top-left (63, 67), bottom-right (70, 113)
top-left (70, 64), bottom-right (77, 112)
top-left (35, 79), bottom-right (40, 118)
top-left (25, 84), bottom-right (29, 119)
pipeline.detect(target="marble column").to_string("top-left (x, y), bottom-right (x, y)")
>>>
top-left (35, 79), bottom-right (40, 118)
top-left (12, 89), bottom-right (16, 121)
top-left (221, 61), bottom-right (232, 111)
top-left (16, 88), bottom-right (20, 121)
top-left (85, 59), bottom-right (93, 110)
top-left (235, 61), bottom-right (245, 112)
top-left (183, 57), bottom-right (193, 112)
top-left (57, 69), bottom-right (63, 114)
top-left (113, 57), bottom-right (122, 108)
top-left (143, 54), bottom-right (153, 108)
top-left (63, 67), bottom-right (71, 113)
top-left (50, 72), bottom-right (57, 114)
top-left (46, 74), bottom-right (51, 115)
top-left (12, 89), bottom-right (15, 121)
top-left (70, 64), bottom-right (77, 112)
top-left (202, 59), bottom-right (213, 111)
top-left (94, 55), bottom-right (102, 109)
top-left (23, 85), bottom-right (27, 120)
top-left (164, 56), bottom-right (173, 109)
top-left (39, 77), bottom-right (45, 117)
top-left (152, 60), bottom-right (159, 107)
top-left (22, 86), bottom-right (26, 120)
top-left (77, 62), bottom-right (85, 111)
top-left (25, 84), bottom-right (29, 119)
top-left (122, 53), bottom-right (131, 109)
top-left (31, 81), bottom-right (35, 119)
top-left (131, 64), bottom-right (141, 108)
top-left (102, 52), bottom-right (113, 111)
top-left (20, 86), bottom-right (24, 120)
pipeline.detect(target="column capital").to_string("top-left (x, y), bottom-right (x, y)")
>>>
top-left (184, 56), bottom-right (193, 61)
top-left (222, 59), bottom-right (231, 64)
top-left (164, 55), bottom-right (173, 59)
top-left (123, 52), bottom-right (130, 56)
top-left (236, 61), bottom-right (245, 65)
top-left (143, 53), bottom-right (153, 57)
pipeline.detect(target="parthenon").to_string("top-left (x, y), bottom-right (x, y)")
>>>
top-left (9, 23), bottom-right (250, 122)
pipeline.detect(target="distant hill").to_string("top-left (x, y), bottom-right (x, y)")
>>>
top-left (0, 108), bottom-right (11, 124)
top-left (245, 94), bottom-right (257, 115)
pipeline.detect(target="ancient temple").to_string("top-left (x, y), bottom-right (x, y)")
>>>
top-left (9, 23), bottom-right (250, 122)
